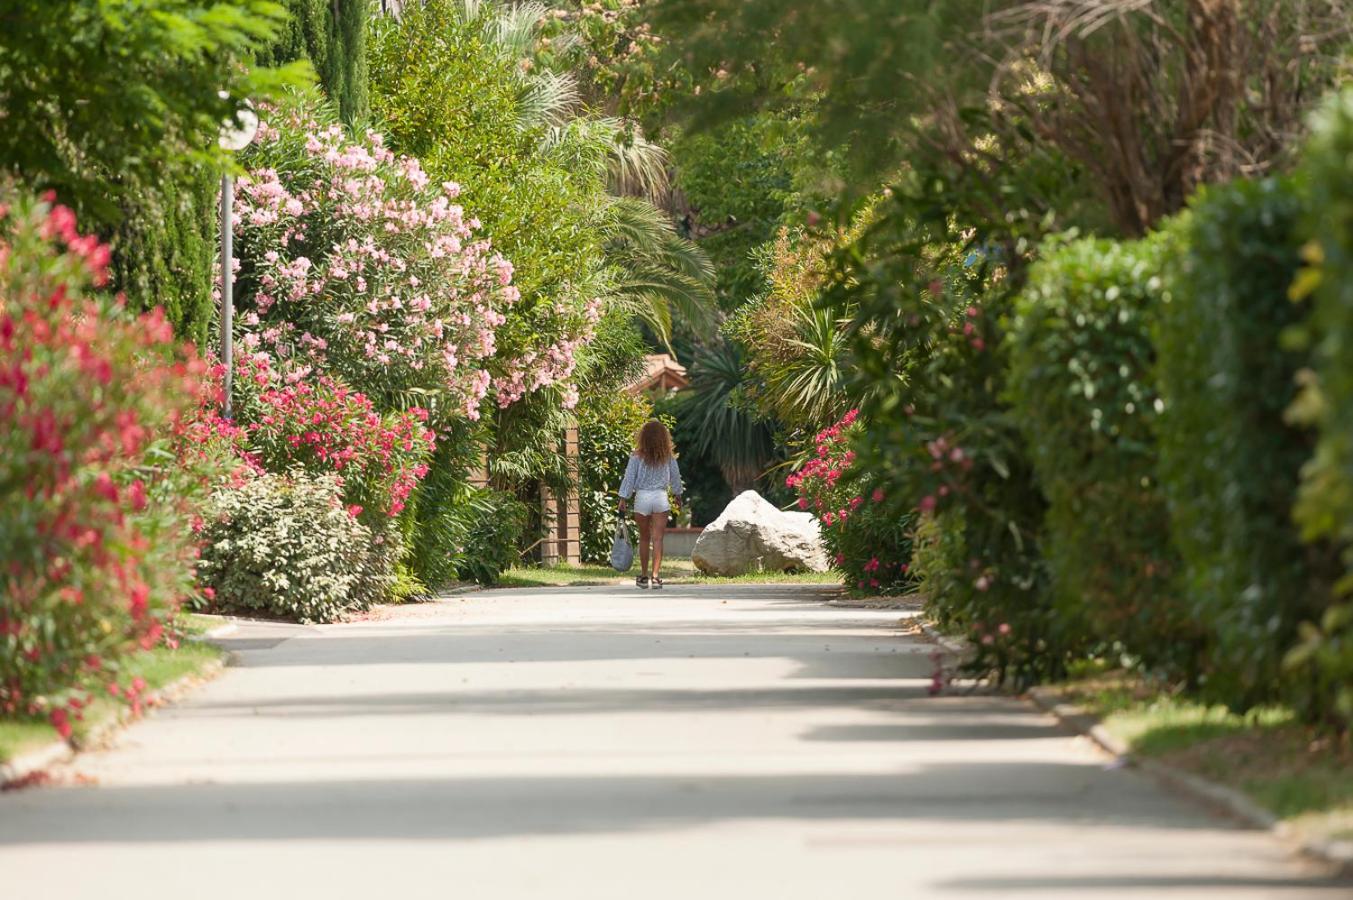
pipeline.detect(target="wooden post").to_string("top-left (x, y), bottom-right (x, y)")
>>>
top-left (539, 425), bottom-right (582, 565)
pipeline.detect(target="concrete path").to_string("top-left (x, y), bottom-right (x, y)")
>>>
top-left (1, 583), bottom-right (1348, 899)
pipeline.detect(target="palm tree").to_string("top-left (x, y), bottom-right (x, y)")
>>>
top-left (760, 300), bottom-right (854, 429)
top-left (452, 0), bottom-right (716, 347)
top-left (675, 341), bottom-right (777, 494)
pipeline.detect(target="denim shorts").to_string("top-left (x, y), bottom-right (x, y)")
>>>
top-left (633, 489), bottom-right (670, 515)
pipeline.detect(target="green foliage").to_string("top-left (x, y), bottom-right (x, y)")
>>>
top-left (1289, 89), bottom-right (1353, 726)
top-left (1156, 178), bottom-right (1333, 710)
top-left (0, 0), bottom-right (304, 227)
top-left (0, 0), bottom-right (307, 345)
top-left (403, 422), bottom-right (485, 590)
top-left (672, 115), bottom-right (796, 308)
top-left (667, 340), bottom-right (777, 495)
top-left (725, 226), bottom-right (856, 432)
top-left (577, 388), bottom-right (652, 562)
top-left (110, 170), bottom-right (218, 346)
top-left (197, 472), bottom-right (390, 623)
top-left (256, 0), bottom-right (369, 123)
top-left (649, 0), bottom-right (1347, 234)
top-left (601, 196), bottom-right (716, 349)
top-left (829, 190), bottom-right (1061, 687)
top-left (1009, 234), bottom-right (1188, 671)
top-left (453, 488), bottom-right (530, 585)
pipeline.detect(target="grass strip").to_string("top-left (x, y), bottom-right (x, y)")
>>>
top-left (1054, 673), bottom-right (1353, 843)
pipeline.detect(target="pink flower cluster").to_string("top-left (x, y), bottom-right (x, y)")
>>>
top-left (915, 433), bottom-right (974, 516)
top-left (231, 103), bottom-right (545, 419)
top-left (785, 408), bottom-right (862, 524)
top-left (785, 409), bottom-right (914, 595)
top-left (185, 355), bottom-right (435, 519)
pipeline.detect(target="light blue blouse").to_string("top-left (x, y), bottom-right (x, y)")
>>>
top-left (618, 453), bottom-right (683, 498)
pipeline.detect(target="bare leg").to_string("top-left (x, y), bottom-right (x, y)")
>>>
top-left (634, 512), bottom-right (652, 577)
top-left (651, 510), bottom-right (668, 578)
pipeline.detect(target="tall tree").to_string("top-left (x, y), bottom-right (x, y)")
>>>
top-left (0, 1), bottom-right (305, 338)
top-left (257, 0), bottom-right (370, 124)
top-left (649, 0), bottom-right (1352, 235)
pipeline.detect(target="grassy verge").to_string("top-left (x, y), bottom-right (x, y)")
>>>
top-left (1051, 673), bottom-right (1353, 843)
top-left (494, 558), bottom-right (843, 588)
top-left (0, 618), bottom-right (225, 766)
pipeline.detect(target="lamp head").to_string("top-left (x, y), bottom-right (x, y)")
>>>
top-left (218, 94), bottom-right (259, 151)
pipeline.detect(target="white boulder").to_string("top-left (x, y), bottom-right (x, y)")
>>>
top-left (691, 490), bottom-right (830, 576)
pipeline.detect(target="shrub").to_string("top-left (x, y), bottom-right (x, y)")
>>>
top-left (830, 203), bottom-right (1060, 685)
top-left (453, 488), bottom-right (530, 585)
top-left (234, 93), bottom-right (522, 418)
top-left (577, 389), bottom-right (652, 563)
top-left (368, 0), bottom-right (605, 411)
top-left (181, 353), bottom-right (435, 612)
top-left (1156, 178), bottom-right (1334, 710)
top-left (1289, 89), bottom-right (1353, 726)
top-left (1009, 234), bottom-right (1190, 672)
top-left (183, 353), bottom-right (435, 521)
top-left (725, 227), bottom-right (855, 432)
top-left (786, 410), bottom-right (913, 593)
top-left (402, 421), bottom-right (486, 590)
top-left (196, 471), bottom-right (388, 623)
top-left (0, 191), bottom-right (211, 732)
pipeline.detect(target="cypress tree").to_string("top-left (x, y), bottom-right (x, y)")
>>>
top-left (259, 0), bottom-right (368, 125)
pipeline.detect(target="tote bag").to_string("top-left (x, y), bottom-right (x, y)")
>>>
top-left (610, 520), bottom-right (634, 572)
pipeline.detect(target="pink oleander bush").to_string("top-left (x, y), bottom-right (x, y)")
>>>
top-left (0, 190), bottom-right (215, 733)
top-left (182, 353), bottom-right (436, 617)
top-left (189, 354), bottom-right (435, 520)
top-left (786, 409), bottom-right (914, 594)
top-left (231, 93), bottom-right (592, 420)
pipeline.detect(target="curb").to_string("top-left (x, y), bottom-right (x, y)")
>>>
top-left (436, 583), bottom-right (484, 598)
top-left (0, 656), bottom-right (227, 791)
top-left (1026, 686), bottom-right (1353, 879)
top-left (828, 595), bottom-right (920, 610)
top-left (917, 619), bottom-right (969, 656)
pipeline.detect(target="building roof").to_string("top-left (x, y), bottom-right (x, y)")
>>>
top-left (626, 353), bottom-right (689, 395)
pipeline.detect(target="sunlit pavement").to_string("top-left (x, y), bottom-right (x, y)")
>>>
top-left (1, 583), bottom-right (1348, 899)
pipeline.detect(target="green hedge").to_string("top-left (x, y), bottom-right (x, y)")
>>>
top-left (112, 171), bottom-right (217, 346)
top-left (1290, 90), bottom-right (1353, 725)
top-left (1156, 178), bottom-right (1334, 710)
top-left (257, 0), bottom-right (369, 124)
top-left (1009, 234), bottom-right (1190, 671)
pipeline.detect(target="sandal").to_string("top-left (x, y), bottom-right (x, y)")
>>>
top-left (636, 575), bottom-right (649, 589)
top-left (650, 576), bottom-right (664, 590)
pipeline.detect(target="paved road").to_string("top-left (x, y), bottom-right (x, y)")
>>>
top-left (1, 584), bottom-right (1348, 898)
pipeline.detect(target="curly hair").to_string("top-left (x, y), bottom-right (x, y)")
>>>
top-left (635, 419), bottom-right (675, 465)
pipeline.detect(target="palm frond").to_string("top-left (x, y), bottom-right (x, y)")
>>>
top-left (489, 0), bottom-right (549, 58)
top-left (517, 70), bottom-right (581, 131)
top-left (764, 302), bottom-right (852, 427)
top-left (598, 120), bottom-right (671, 201)
top-left (598, 196), bottom-right (717, 342)
top-left (674, 341), bottom-right (777, 491)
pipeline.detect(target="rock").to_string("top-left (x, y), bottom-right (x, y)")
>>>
top-left (691, 490), bottom-right (830, 576)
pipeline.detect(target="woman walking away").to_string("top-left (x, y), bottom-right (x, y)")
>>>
top-left (617, 419), bottom-right (683, 589)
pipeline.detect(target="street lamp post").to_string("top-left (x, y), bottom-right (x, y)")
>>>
top-left (218, 99), bottom-right (258, 419)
